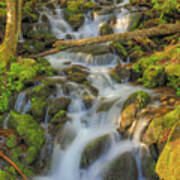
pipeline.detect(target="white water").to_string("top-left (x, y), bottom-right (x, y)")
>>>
top-left (40, 0), bottom-right (130, 40)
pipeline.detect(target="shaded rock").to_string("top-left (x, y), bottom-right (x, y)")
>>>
top-left (81, 135), bottom-right (109, 168)
top-left (63, 65), bottom-right (89, 83)
top-left (109, 64), bottom-right (131, 83)
top-left (104, 152), bottom-right (138, 180)
top-left (97, 98), bottom-right (118, 113)
top-left (48, 96), bottom-right (71, 116)
top-left (110, 42), bottom-right (128, 61)
top-left (82, 93), bottom-right (95, 109)
top-left (99, 23), bottom-right (114, 36)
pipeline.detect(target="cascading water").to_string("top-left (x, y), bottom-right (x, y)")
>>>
top-left (31, 0), bottom-right (153, 179)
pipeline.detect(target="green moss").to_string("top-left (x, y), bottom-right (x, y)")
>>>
top-left (9, 147), bottom-right (23, 162)
top-left (0, 170), bottom-right (16, 180)
top-left (156, 122), bottom-right (180, 180)
top-left (9, 111), bottom-right (45, 151)
top-left (123, 91), bottom-right (150, 109)
top-left (144, 105), bottom-right (180, 145)
top-left (51, 110), bottom-right (66, 123)
top-left (5, 135), bottom-right (17, 149)
top-left (110, 42), bottom-right (128, 58)
top-left (25, 146), bottom-right (38, 165)
top-left (140, 65), bottom-right (165, 88)
top-left (31, 98), bottom-right (47, 120)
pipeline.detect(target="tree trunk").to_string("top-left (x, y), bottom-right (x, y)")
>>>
top-left (0, 0), bottom-right (23, 68)
top-left (54, 24), bottom-right (180, 47)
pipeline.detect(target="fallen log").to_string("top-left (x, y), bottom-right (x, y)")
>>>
top-left (54, 24), bottom-right (180, 47)
top-left (32, 23), bottom-right (180, 58)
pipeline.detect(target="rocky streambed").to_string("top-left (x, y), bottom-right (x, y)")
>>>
top-left (0, 0), bottom-right (180, 180)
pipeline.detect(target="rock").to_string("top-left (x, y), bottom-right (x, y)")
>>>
top-left (119, 91), bottom-right (150, 132)
top-left (99, 23), bottom-right (114, 36)
top-left (48, 96), bottom-right (71, 116)
top-left (82, 93), bottom-right (95, 109)
top-left (81, 135), bottom-right (109, 168)
top-left (30, 98), bottom-right (47, 122)
top-left (123, 91), bottom-right (150, 110)
top-left (128, 13), bottom-right (142, 31)
top-left (140, 147), bottom-right (158, 180)
top-left (140, 65), bottom-right (166, 88)
top-left (110, 42), bottom-right (128, 61)
top-left (120, 103), bottom-right (137, 131)
top-left (63, 65), bottom-right (89, 83)
top-left (97, 98), bottom-right (118, 112)
top-left (109, 64), bottom-right (131, 83)
top-left (156, 123), bottom-right (180, 180)
top-left (142, 105), bottom-right (180, 150)
top-left (104, 152), bottom-right (138, 180)
top-left (8, 111), bottom-right (45, 151)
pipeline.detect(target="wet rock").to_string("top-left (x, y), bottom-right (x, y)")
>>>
top-left (63, 65), bottom-right (89, 83)
top-left (83, 82), bottom-right (99, 96)
top-left (99, 23), bottom-right (114, 36)
top-left (119, 91), bottom-right (150, 132)
top-left (82, 93), bottom-right (95, 109)
top-left (140, 147), bottom-right (158, 180)
top-left (155, 123), bottom-right (180, 180)
top-left (104, 152), bottom-right (138, 180)
top-left (48, 96), bottom-right (71, 116)
top-left (81, 135), bottom-right (109, 168)
top-left (97, 98), bottom-right (118, 113)
top-left (109, 64), bottom-right (131, 83)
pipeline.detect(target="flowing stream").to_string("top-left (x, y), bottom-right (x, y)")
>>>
top-left (19, 0), bottom-right (153, 179)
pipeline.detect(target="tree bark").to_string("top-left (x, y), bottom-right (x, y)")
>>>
top-left (0, 0), bottom-right (23, 68)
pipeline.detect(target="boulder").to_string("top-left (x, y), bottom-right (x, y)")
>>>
top-left (81, 135), bottom-right (109, 168)
top-left (104, 152), bottom-right (138, 180)
top-left (48, 96), bottom-right (71, 116)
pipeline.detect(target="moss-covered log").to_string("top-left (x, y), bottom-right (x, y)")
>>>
top-left (54, 24), bottom-right (180, 47)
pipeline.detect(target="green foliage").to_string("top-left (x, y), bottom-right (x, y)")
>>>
top-left (5, 135), bottom-right (17, 148)
top-left (0, 58), bottom-right (56, 113)
top-left (152, 0), bottom-right (180, 22)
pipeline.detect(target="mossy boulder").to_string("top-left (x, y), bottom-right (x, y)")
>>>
top-left (99, 23), bottom-right (114, 36)
top-left (143, 105), bottom-right (180, 148)
top-left (51, 110), bottom-right (67, 123)
top-left (81, 135), bottom-right (109, 168)
top-left (123, 91), bottom-right (150, 110)
top-left (30, 98), bottom-right (47, 121)
top-left (110, 42), bottom-right (128, 61)
top-left (139, 65), bottom-right (166, 88)
top-left (8, 111), bottom-right (45, 151)
top-left (165, 64), bottom-right (180, 90)
top-left (104, 152), bottom-right (138, 180)
top-left (63, 65), bottom-right (89, 83)
top-left (156, 123), bottom-right (180, 180)
top-left (109, 64), bottom-right (131, 83)
top-left (120, 91), bottom-right (150, 132)
top-left (48, 96), bottom-right (71, 116)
